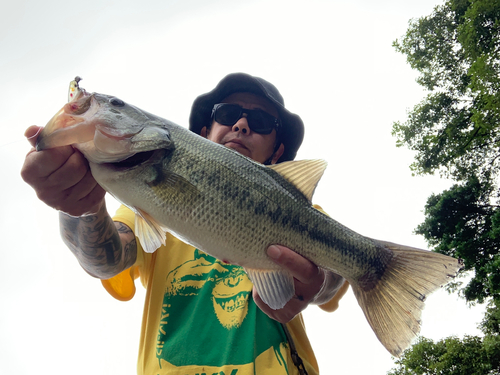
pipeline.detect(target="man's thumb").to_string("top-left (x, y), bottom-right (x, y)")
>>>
top-left (24, 126), bottom-right (43, 148)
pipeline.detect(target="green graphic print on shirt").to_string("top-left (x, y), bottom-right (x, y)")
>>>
top-left (156, 249), bottom-right (289, 369)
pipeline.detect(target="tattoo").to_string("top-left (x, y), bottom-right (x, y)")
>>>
top-left (59, 204), bottom-right (137, 279)
top-left (124, 237), bottom-right (138, 267)
top-left (116, 221), bottom-right (133, 234)
top-left (115, 221), bottom-right (137, 269)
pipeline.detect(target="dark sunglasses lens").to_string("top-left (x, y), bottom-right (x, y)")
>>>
top-left (247, 112), bottom-right (276, 134)
top-left (214, 104), bottom-right (241, 125)
top-left (213, 104), bottom-right (278, 134)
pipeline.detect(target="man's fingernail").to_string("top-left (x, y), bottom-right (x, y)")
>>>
top-left (25, 126), bottom-right (41, 139)
top-left (268, 245), bottom-right (281, 259)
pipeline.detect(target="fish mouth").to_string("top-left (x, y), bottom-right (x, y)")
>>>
top-left (104, 149), bottom-right (162, 169)
top-left (36, 94), bottom-right (97, 151)
top-left (67, 94), bottom-right (93, 115)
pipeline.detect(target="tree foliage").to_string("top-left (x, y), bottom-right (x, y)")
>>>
top-left (390, 1), bottom-right (500, 372)
top-left (388, 299), bottom-right (500, 375)
top-left (388, 335), bottom-right (500, 375)
top-left (393, 0), bottom-right (500, 181)
top-left (392, 0), bottom-right (500, 303)
top-left (415, 176), bottom-right (500, 302)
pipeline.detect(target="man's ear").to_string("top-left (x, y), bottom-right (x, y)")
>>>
top-left (200, 127), bottom-right (208, 138)
top-left (270, 143), bottom-right (285, 165)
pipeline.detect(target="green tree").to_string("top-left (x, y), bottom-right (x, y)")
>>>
top-left (414, 176), bottom-right (500, 302)
top-left (388, 336), bottom-right (499, 375)
top-left (390, 0), bottom-right (500, 372)
top-left (392, 0), bottom-right (500, 303)
top-left (388, 299), bottom-right (500, 375)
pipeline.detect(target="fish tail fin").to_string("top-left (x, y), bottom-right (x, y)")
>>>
top-left (351, 240), bottom-right (463, 357)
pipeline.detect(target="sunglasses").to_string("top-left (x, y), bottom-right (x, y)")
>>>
top-left (211, 103), bottom-right (281, 135)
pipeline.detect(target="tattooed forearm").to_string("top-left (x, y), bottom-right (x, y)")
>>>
top-left (116, 221), bottom-right (133, 235)
top-left (59, 203), bottom-right (137, 279)
top-left (117, 221), bottom-right (137, 267)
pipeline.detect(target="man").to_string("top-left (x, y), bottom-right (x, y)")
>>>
top-left (21, 73), bottom-right (348, 374)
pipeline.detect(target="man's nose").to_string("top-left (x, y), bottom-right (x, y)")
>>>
top-left (231, 116), bottom-right (250, 134)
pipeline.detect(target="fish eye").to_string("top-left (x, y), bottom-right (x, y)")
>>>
top-left (109, 97), bottom-right (125, 107)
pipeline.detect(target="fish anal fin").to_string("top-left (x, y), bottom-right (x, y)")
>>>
top-left (269, 159), bottom-right (327, 202)
top-left (134, 208), bottom-right (167, 253)
top-left (351, 240), bottom-right (463, 357)
top-left (245, 268), bottom-right (295, 310)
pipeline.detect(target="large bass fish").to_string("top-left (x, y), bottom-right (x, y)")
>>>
top-left (36, 77), bottom-right (462, 357)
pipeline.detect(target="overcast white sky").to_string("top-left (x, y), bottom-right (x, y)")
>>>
top-left (0, 0), bottom-right (487, 374)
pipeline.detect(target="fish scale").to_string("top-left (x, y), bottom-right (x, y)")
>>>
top-left (35, 77), bottom-right (463, 357)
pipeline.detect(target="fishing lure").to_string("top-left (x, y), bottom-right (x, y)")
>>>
top-left (68, 76), bottom-right (83, 102)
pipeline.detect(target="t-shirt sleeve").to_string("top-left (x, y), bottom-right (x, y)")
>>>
top-left (318, 279), bottom-right (350, 312)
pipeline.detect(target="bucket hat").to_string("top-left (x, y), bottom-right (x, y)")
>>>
top-left (189, 73), bottom-right (304, 162)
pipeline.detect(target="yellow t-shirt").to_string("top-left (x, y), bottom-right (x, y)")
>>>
top-left (103, 205), bottom-right (348, 375)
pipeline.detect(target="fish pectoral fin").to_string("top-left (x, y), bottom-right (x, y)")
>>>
top-left (245, 268), bottom-right (295, 310)
top-left (147, 168), bottom-right (199, 199)
top-left (134, 208), bottom-right (167, 253)
top-left (268, 159), bottom-right (327, 202)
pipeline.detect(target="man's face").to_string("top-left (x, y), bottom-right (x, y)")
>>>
top-left (201, 92), bottom-right (284, 164)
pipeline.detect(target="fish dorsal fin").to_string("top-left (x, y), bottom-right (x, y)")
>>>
top-left (134, 208), bottom-right (167, 253)
top-left (269, 159), bottom-right (327, 202)
top-left (245, 267), bottom-right (295, 310)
